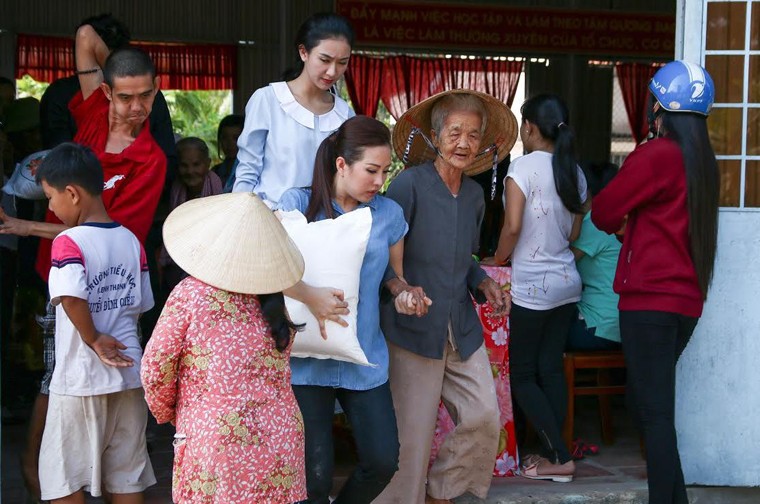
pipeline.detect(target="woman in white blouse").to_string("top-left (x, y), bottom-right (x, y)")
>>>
top-left (486, 94), bottom-right (588, 482)
top-left (232, 13), bottom-right (355, 205)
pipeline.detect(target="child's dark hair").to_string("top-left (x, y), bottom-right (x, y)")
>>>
top-left (282, 13), bottom-right (355, 81)
top-left (216, 114), bottom-right (244, 159)
top-left (103, 47), bottom-right (156, 87)
top-left (305, 116), bottom-right (390, 222)
top-left (258, 293), bottom-right (303, 352)
top-left (77, 13), bottom-right (131, 51)
top-left (521, 94), bottom-right (584, 213)
top-left (176, 137), bottom-right (210, 159)
top-left (36, 142), bottom-right (103, 195)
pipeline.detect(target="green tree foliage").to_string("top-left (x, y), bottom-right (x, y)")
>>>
top-left (164, 90), bottom-right (232, 163)
top-left (16, 75), bottom-right (49, 100)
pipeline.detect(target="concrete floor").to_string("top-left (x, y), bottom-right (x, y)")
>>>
top-left (3, 395), bottom-right (758, 503)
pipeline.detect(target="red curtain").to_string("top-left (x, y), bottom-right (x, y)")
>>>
top-left (15, 34), bottom-right (236, 90)
top-left (136, 42), bottom-right (236, 90)
top-left (439, 58), bottom-right (523, 106)
top-left (15, 34), bottom-right (74, 83)
top-left (344, 55), bottom-right (385, 117)
top-left (372, 55), bottom-right (524, 120)
top-left (379, 56), bottom-right (447, 120)
top-left (616, 62), bottom-right (660, 143)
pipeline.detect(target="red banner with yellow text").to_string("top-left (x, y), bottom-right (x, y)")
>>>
top-left (336, 0), bottom-right (675, 58)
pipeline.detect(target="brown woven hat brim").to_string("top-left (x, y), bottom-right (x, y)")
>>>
top-left (392, 89), bottom-right (518, 176)
top-left (162, 192), bottom-right (304, 295)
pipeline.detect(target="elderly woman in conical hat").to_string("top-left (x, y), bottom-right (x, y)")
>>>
top-left (140, 193), bottom-right (308, 504)
top-left (374, 89), bottom-right (516, 504)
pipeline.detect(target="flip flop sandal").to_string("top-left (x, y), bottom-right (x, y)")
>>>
top-left (583, 442), bottom-right (599, 456)
top-left (520, 453), bottom-right (548, 468)
top-left (519, 462), bottom-right (574, 483)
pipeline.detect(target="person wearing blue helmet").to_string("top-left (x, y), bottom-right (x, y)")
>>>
top-left (591, 60), bottom-right (719, 504)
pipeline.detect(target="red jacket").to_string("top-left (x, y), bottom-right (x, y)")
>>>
top-left (591, 138), bottom-right (703, 318)
top-left (35, 89), bottom-right (167, 282)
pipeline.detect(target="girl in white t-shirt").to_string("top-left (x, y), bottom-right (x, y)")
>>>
top-left (487, 94), bottom-right (587, 482)
top-left (232, 13), bottom-right (355, 205)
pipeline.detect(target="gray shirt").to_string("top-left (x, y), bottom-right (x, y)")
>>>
top-left (381, 161), bottom-right (488, 360)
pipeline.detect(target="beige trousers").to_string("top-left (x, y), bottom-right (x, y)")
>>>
top-left (373, 340), bottom-right (500, 503)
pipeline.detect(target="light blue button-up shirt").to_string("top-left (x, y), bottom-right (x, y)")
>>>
top-left (277, 188), bottom-right (408, 390)
top-left (232, 82), bottom-right (354, 205)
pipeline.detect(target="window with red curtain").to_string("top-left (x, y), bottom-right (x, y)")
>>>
top-left (439, 57), bottom-right (524, 107)
top-left (344, 54), bottom-right (385, 117)
top-left (15, 34), bottom-right (73, 84)
top-left (15, 34), bottom-right (236, 90)
top-left (380, 55), bottom-right (447, 119)
top-left (616, 62), bottom-right (661, 143)
top-left (370, 55), bottom-right (523, 120)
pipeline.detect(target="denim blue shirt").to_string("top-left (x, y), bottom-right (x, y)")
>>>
top-left (277, 188), bottom-right (408, 390)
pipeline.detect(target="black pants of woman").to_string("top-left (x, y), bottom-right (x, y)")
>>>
top-left (509, 302), bottom-right (576, 464)
top-left (621, 310), bottom-right (698, 504)
top-left (293, 381), bottom-right (399, 504)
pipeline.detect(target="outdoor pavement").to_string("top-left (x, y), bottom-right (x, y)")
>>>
top-left (3, 395), bottom-right (759, 503)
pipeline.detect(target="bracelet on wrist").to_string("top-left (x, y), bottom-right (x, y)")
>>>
top-left (76, 67), bottom-right (100, 75)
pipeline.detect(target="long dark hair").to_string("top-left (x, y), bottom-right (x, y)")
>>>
top-left (258, 293), bottom-right (302, 352)
top-left (661, 112), bottom-right (719, 299)
top-left (520, 94), bottom-right (584, 213)
top-left (282, 13), bottom-right (355, 81)
top-left (305, 115), bottom-right (391, 222)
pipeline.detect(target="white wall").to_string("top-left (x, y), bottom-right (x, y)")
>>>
top-left (676, 211), bottom-right (760, 486)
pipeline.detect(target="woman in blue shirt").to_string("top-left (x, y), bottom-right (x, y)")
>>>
top-left (277, 116), bottom-right (427, 504)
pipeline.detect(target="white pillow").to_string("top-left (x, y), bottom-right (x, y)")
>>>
top-left (280, 208), bottom-right (375, 367)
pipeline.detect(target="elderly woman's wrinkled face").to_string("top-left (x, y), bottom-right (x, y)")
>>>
top-left (178, 146), bottom-right (211, 194)
top-left (432, 110), bottom-right (483, 172)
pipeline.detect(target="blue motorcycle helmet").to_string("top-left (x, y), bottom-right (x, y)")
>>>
top-left (648, 60), bottom-right (715, 116)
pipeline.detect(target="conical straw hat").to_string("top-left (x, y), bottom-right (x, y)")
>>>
top-left (392, 89), bottom-right (518, 176)
top-left (162, 192), bottom-right (304, 294)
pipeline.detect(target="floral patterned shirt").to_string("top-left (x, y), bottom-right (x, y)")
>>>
top-left (141, 277), bottom-right (306, 503)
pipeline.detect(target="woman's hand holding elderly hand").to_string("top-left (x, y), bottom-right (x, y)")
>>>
top-left (386, 277), bottom-right (431, 316)
top-left (478, 277), bottom-right (511, 317)
top-left (304, 286), bottom-right (350, 340)
top-left (394, 286), bottom-right (433, 316)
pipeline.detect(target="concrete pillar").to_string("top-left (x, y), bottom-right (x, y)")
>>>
top-left (674, 0), bottom-right (760, 487)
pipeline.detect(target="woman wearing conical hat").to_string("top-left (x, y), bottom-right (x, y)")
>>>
top-left (141, 193), bottom-right (307, 503)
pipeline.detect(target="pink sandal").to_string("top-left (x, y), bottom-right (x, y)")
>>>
top-left (520, 462), bottom-right (574, 483)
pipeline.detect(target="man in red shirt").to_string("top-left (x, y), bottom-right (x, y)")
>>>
top-left (0, 24), bottom-right (166, 500)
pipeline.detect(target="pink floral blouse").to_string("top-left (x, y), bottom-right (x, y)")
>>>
top-left (141, 277), bottom-right (306, 503)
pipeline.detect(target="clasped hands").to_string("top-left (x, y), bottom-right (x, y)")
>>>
top-left (387, 277), bottom-right (432, 317)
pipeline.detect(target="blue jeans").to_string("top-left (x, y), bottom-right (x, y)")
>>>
top-left (621, 310), bottom-right (697, 504)
top-left (293, 382), bottom-right (399, 504)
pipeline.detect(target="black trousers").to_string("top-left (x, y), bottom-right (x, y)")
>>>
top-left (509, 302), bottom-right (576, 464)
top-left (293, 382), bottom-right (399, 504)
top-left (620, 310), bottom-right (698, 504)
